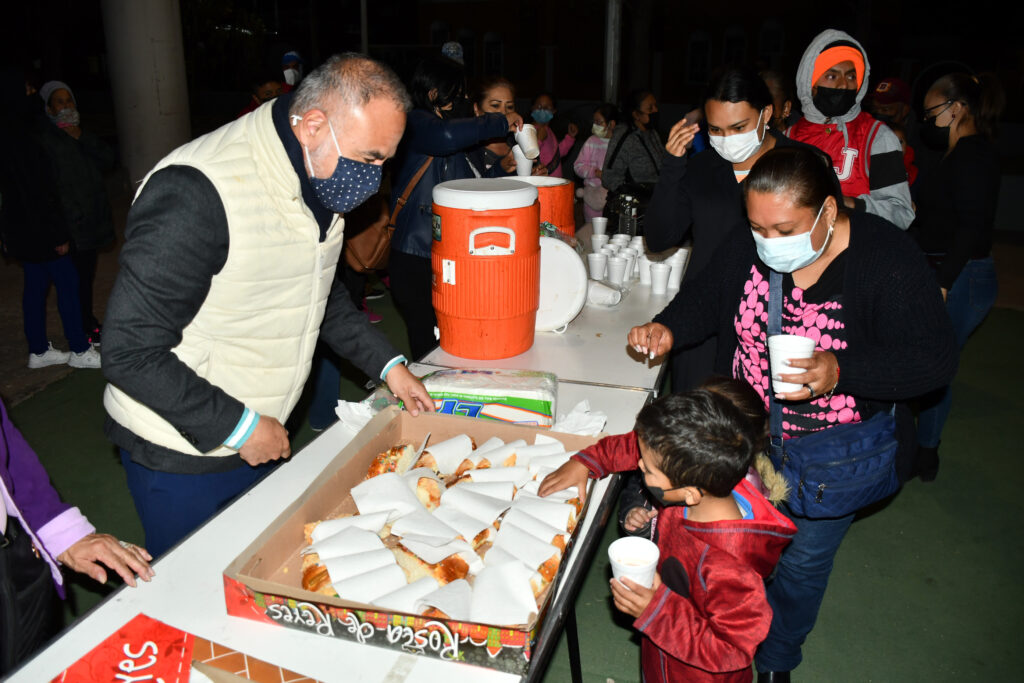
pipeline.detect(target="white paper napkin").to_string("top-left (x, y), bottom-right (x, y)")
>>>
top-left (416, 579), bottom-right (473, 621)
top-left (309, 511), bottom-right (391, 544)
top-left (552, 400), bottom-right (607, 435)
top-left (322, 548), bottom-right (397, 583)
top-left (350, 472), bottom-right (425, 521)
top-left (470, 562), bottom-right (539, 626)
top-left (372, 576), bottom-right (440, 614)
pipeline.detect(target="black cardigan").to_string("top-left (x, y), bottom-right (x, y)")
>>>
top-left (910, 134), bottom-right (1000, 290)
top-left (651, 211), bottom-right (958, 480)
top-left (644, 130), bottom-right (838, 283)
top-left (653, 211), bottom-right (957, 401)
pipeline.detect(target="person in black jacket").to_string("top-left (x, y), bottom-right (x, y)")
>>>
top-left (388, 56), bottom-right (523, 359)
top-left (629, 146), bottom-right (957, 681)
top-left (38, 80), bottom-right (116, 346)
top-left (911, 72), bottom-right (1005, 481)
top-left (0, 68), bottom-right (100, 370)
top-left (646, 67), bottom-right (837, 393)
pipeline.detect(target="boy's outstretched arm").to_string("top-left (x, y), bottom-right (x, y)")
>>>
top-left (538, 432), bottom-right (643, 502)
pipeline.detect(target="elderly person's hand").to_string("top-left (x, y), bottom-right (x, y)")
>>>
top-left (776, 350), bottom-right (840, 402)
top-left (239, 416), bottom-right (290, 466)
top-left (386, 364), bottom-right (435, 416)
top-left (57, 534), bottom-right (154, 588)
top-left (628, 322), bottom-right (674, 360)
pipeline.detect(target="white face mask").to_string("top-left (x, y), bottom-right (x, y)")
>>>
top-left (592, 123), bottom-right (608, 138)
top-left (283, 68), bottom-right (300, 86)
top-left (751, 200), bottom-right (834, 273)
top-left (708, 109), bottom-right (766, 164)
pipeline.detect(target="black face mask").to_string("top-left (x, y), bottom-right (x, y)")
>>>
top-left (812, 87), bottom-right (858, 119)
top-left (644, 482), bottom-right (690, 507)
top-left (920, 117), bottom-right (951, 150)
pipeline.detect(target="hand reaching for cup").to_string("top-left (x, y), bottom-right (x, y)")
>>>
top-left (505, 111), bottom-right (524, 133)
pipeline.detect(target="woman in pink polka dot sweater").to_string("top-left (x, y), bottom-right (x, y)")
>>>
top-left (628, 146), bottom-right (957, 681)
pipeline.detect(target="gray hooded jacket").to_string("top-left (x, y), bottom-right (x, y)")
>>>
top-left (789, 29), bottom-right (914, 229)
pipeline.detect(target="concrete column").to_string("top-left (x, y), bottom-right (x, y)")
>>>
top-left (100, 0), bottom-right (191, 183)
top-left (604, 0), bottom-right (621, 105)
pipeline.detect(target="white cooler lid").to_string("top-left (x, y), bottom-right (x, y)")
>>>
top-left (535, 236), bottom-right (587, 332)
top-left (514, 176), bottom-right (570, 188)
top-left (432, 178), bottom-right (538, 211)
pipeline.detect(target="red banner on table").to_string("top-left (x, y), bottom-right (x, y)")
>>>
top-left (51, 613), bottom-right (321, 683)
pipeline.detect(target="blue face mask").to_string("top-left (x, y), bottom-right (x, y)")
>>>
top-left (531, 108), bottom-right (554, 124)
top-left (302, 119), bottom-right (382, 214)
top-left (751, 200), bottom-right (834, 273)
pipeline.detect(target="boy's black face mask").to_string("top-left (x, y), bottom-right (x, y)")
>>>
top-left (645, 482), bottom-right (690, 507)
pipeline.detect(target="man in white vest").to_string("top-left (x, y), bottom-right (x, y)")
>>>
top-left (101, 53), bottom-right (433, 556)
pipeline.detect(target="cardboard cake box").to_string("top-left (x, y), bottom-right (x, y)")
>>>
top-left (223, 407), bottom-right (599, 675)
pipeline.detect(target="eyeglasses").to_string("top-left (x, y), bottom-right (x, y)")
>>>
top-left (922, 100), bottom-right (953, 123)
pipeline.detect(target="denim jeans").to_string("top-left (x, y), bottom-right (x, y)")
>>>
top-left (917, 257), bottom-right (997, 448)
top-left (755, 506), bottom-right (855, 672)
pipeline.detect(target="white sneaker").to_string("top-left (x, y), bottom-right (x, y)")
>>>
top-left (28, 342), bottom-right (71, 369)
top-left (68, 345), bottom-right (102, 369)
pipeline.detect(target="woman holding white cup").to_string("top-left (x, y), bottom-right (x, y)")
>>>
top-left (628, 147), bottom-right (958, 680)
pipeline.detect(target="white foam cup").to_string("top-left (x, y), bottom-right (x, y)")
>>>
top-left (606, 257), bottom-right (627, 286)
top-left (608, 537), bottom-right (660, 589)
top-left (591, 217), bottom-right (608, 235)
top-left (587, 252), bottom-right (608, 280)
top-left (667, 260), bottom-right (685, 290)
top-left (638, 255), bottom-right (653, 285)
top-left (619, 248), bottom-right (638, 281)
top-left (767, 334), bottom-right (817, 394)
top-left (590, 234), bottom-right (609, 251)
top-left (610, 234), bottom-right (631, 245)
top-left (512, 145), bottom-right (533, 176)
top-left (650, 263), bottom-right (671, 295)
top-left (603, 243), bottom-right (620, 255)
top-left (515, 124), bottom-right (541, 159)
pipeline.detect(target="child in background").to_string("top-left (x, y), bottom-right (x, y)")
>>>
top-left (574, 103), bottom-right (618, 220)
top-left (530, 92), bottom-right (577, 177)
top-left (540, 391), bottom-right (796, 682)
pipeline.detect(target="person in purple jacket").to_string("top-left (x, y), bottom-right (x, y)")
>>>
top-left (0, 398), bottom-right (154, 673)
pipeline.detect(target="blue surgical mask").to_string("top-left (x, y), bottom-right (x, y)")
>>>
top-left (302, 119), bottom-right (382, 214)
top-left (532, 108), bottom-right (554, 124)
top-left (751, 200), bottom-right (834, 273)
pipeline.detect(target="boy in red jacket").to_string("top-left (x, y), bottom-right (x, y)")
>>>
top-left (540, 390), bottom-right (797, 682)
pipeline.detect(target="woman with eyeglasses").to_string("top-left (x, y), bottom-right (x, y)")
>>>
top-left (910, 72), bottom-right (1005, 481)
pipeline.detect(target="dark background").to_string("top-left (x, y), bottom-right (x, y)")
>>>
top-left (2, 1), bottom-right (1020, 142)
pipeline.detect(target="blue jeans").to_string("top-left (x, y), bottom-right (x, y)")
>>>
top-left (755, 507), bottom-right (855, 672)
top-left (120, 450), bottom-right (277, 557)
top-left (917, 257), bottom-right (997, 448)
top-left (22, 256), bottom-right (89, 355)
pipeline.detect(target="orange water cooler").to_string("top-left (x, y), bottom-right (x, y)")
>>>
top-left (431, 179), bottom-right (540, 359)
top-left (516, 176), bottom-right (575, 237)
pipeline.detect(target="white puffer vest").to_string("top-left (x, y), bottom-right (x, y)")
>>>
top-left (104, 103), bottom-right (344, 457)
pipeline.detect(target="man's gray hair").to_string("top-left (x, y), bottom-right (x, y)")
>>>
top-left (289, 52), bottom-right (411, 118)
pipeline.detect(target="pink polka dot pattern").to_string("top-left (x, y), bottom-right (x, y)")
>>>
top-left (731, 265), bottom-right (861, 436)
